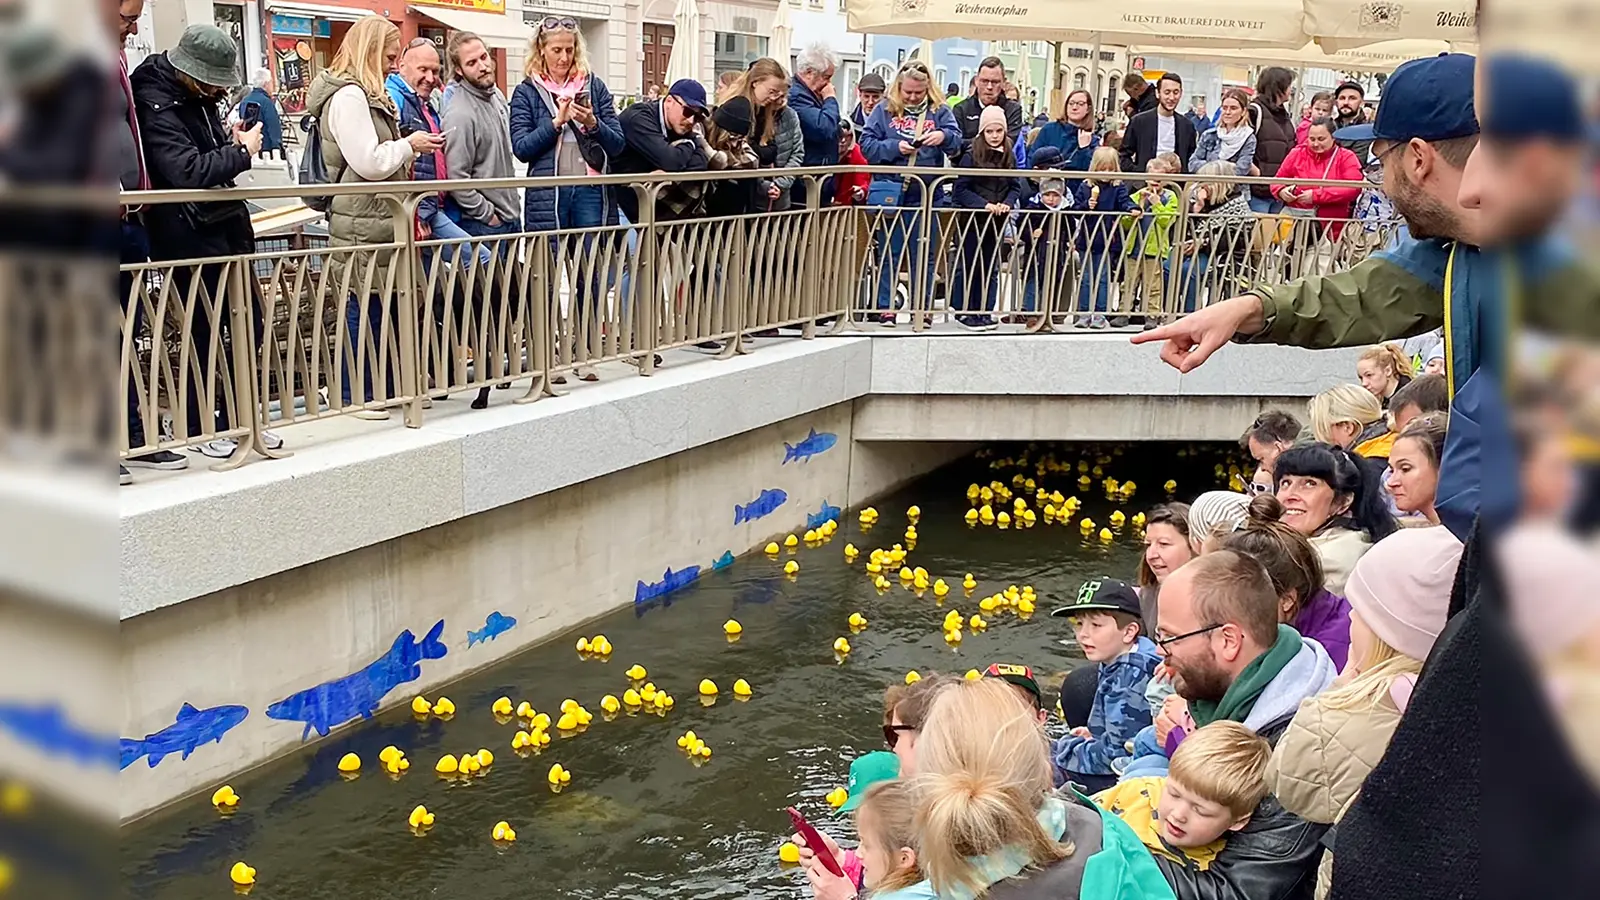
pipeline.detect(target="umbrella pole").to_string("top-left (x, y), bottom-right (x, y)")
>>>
top-left (1048, 41), bottom-right (1063, 119)
top-left (1089, 33), bottom-right (1102, 118)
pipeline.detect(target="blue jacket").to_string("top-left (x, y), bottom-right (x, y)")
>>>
top-left (860, 102), bottom-right (962, 207)
top-left (1053, 637), bottom-right (1159, 778)
top-left (787, 80), bottom-right (840, 168)
top-left (1030, 120), bottom-right (1100, 183)
top-left (1072, 179), bottom-right (1136, 256)
top-left (508, 74), bottom-right (627, 231)
top-left (383, 74), bottom-right (444, 221)
top-left (235, 86), bottom-right (283, 153)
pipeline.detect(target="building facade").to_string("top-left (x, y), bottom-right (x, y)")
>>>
top-left (863, 36), bottom-right (985, 103)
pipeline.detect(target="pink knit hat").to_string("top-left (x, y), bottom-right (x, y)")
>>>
top-left (979, 104), bottom-right (1008, 134)
top-left (1344, 526), bottom-right (1463, 661)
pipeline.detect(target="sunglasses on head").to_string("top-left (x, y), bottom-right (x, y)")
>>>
top-left (900, 61), bottom-right (929, 74)
top-left (539, 16), bottom-right (579, 32)
top-left (883, 723), bottom-right (915, 749)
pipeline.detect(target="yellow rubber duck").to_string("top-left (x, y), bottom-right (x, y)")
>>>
top-left (1093, 465), bottom-right (1104, 477)
top-left (622, 688), bottom-right (642, 707)
top-left (997, 511), bottom-right (1011, 528)
top-left (491, 696), bottom-right (513, 716)
top-left (898, 566), bottom-right (914, 583)
top-left (964, 508), bottom-right (979, 525)
top-left (1021, 509), bottom-right (1036, 526)
top-left (864, 561), bottom-right (882, 575)
top-left (230, 862), bottom-right (257, 886)
top-left (1164, 479), bottom-right (1178, 492)
top-left (1018, 598), bottom-right (1036, 615)
top-left (979, 504), bottom-right (995, 524)
top-left (493, 821), bottom-right (517, 842)
top-left (641, 683), bottom-right (658, 702)
top-left (435, 754), bottom-right (458, 775)
top-left (844, 543), bottom-right (859, 561)
top-left (907, 504), bottom-right (921, 521)
top-left (834, 637), bottom-right (851, 654)
top-left (733, 678), bottom-right (752, 697)
top-left (459, 754), bottom-right (481, 775)
top-left (779, 841), bottom-right (802, 864)
top-left (905, 526), bottom-right (918, 541)
top-left (874, 575), bottom-right (891, 591)
top-left (337, 753), bottom-right (360, 774)
top-left (1110, 510), bottom-right (1126, 526)
top-left (944, 629), bottom-right (963, 645)
top-left (1132, 512), bottom-right (1146, 527)
top-left (862, 506), bottom-right (879, 521)
top-left (576, 637), bottom-right (591, 653)
top-left (432, 697), bottom-right (456, 717)
top-left (944, 609), bottom-right (962, 628)
top-left (1080, 518), bottom-right (1095, 532)
top-left (781, 534), bottom-right (798, 549)
top-left (1122, 480), bottom-right (1137, 494)
top-left (933, 578), bottom-right (949, 597)
top-left (1105, 478), bottom-right (1119, 493)
top-left (784, 560), bottom-right (800, 575)
top-left (1099, 528), bottom-right (1114, 542)
top-left (512, 731), bottom-right (531, 750)
top-left (211, 785), bottom-right (240, 808)
top-left (561, 698), bottom-right (579, 713)
top-left (848, 612), bottom-right (868, 629)
top-left (964, 669), bottom-right (982, 680)
top-left (905, 670), bottom-right (922, 685)
top-left (625, 664), bottom-right (647, 681)
top-left (963, 573), bottom-right (977, 590)
top-left (677, 730), bottom-right (697, 749)
top-left (1013, 496), bottom-right (1027, 511)
top-left (516, 701), bottom-right (535, 718)
top-left (978, 595), bottom-right (998, 612)
top-left (1078, 475), bottom-right (1092, 487)
top-left (547, 763), bottom-right (571, 785)
top-left (532, 712), bottom-right (551, 730)
top-left (591, 635), bottom-right (613, 655)
top-left (765, 542), bottom-right (780, 555)
top-left (411, 696), bottom-right (431, 715)
top-left (979, 486), bottom-right (994, 502)
top-left (724, 619), bottom-right (743, 636)
top-left (969, 614), bottom-right (987, 631)
top-left (699, 679), bottom-right (719, 697)
top-left (408, 805), bottom-right (436, 829)
top-left (600, 695), bottom-right (621, 714)
top-left (1043, 503), bottom-right (1056, 519)
top-left (476, 748), bottom-right (494, 767)
top-left (825, 787), bottom-right (850, 808)
top-left (556, 712), bottom-right (579, 731)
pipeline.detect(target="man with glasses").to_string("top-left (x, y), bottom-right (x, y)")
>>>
top-left (385, 39), bottom-right (488, 268)
top-left (850, 73), bottom-right (885, 129)
top-left (612, 78), bottom-right (710, 223)
top-left (951, 56), bottom-right (1023, 154)
top-left (1238, 409), bottom-right (1302, 494)
top-left (1149, 551), bottom-right (1333, 900)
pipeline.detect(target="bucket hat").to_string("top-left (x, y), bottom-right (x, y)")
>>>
top-left (169, 24), bottom-right (241, 89)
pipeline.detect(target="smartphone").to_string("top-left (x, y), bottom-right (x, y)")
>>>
top-left (573, 91), bottom-right (591, 108)
top-left (242, 101), bottom-right (262, 130)
top-left (786, 807), bottom-right (846, 878)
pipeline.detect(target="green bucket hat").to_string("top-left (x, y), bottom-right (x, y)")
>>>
top-left (838, 750), bottom-right (899, 813)
top-left (169, 24), bottom-right (240, 89)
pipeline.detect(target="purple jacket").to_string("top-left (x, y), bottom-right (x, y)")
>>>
top-left (1294, 588), bottom-right (1353, 672)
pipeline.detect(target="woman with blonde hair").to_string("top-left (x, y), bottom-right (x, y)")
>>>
top-left (306, 15), bottom-right (443, 418)
top-left (1166, 158), bottom-right (1256, 315)
top-left (1355, 344), bottom-right (1414, 409)
top-left (894, 678), bottom-right (1169, 898)
top-left (719, 57), bottom-right (803, 211)
top-left (1266, 526), bottom-right (1461, 899)
top-left (1308, 383), bottom-right (1390, 459)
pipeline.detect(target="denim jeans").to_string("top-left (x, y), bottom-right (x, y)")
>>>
top-left (421, 209), bottom-right (491, 273)
top-left (341, 294), bottom-right (391, 406)
top-left (958, 220), bottom-right (1002, 314)
top-left (552, 185), bottom-right (608, 321)
top-left (872, 206), bottom-right (937, 311)
top-left (1248, 194), bottom-right (1284, 215)
top-left (1117, 725), bottom-right (1171, 779)
top-left (1076, 252), bottom-right (1114, 315)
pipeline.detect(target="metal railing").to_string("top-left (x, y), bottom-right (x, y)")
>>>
top-left (111, 167), bottom-right (1398, 466)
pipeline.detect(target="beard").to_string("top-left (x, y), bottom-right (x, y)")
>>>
top-left (1170, 653), bottom-right (1232, 703)
top-left (1389, 164), bottom-right (1463, 241)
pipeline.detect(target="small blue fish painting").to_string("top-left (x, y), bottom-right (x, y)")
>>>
top-left (712, 551), bottom-right (736, 571)
top-left (807, 500), bottom-right (843, 530)
top-left (735, 488), bottom-right (788, 525)
top-left (467, 611), bottom-right (517, 648)
top-left (783, 428), bottom-right (838, 464)
top-left (267, 620), bottom-right (447, 740)
top-left (635, 565), bottom-right (702, 605)
top-left (119, 702), bottom-right (248, 770)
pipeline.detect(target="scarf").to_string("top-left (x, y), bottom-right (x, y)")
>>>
top-left (532, 70), bottom-right (598, 177)
top-left (1190, 624), bottom-right (1303, 727)
top-left (1214, 122), bottom-right (1253, 161)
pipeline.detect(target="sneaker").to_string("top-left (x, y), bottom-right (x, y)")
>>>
top-left (1108, 316), bottom-right (1129, 328)
top-left (119, 465), bottom-right (132, 486)
top-left (262, 431), bottom-right (284, 451)
top-left (574, 366), bottom-right (599, 383)
top-left (422, 397), bottom-right (433, 409)
top-left (354, 409), bottom-right (392, 421)
top-left (696, 340), bottom-right (722, 351)
top-left (1090, 315), bottom-right (1110, 329)
top-left (876, 312), bottom-right (897, 327)
top-left (956, 315), bottom-right (997, 332)
top-left (124, 450), bottom-right (189, 471)
top-left (192, 438), bottom-right (237, 459)
top-left (1072, 315), bottom-right (1091, 329)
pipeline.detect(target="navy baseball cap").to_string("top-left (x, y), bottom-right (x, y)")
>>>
top-left (1335, 54), bottom-right (1478, 145)
top-left (668, 78), bottom-right (709, 113)
top-left (1481, 54), bottom-right (1582, 143)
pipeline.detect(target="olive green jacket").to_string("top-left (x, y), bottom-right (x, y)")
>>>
top-left (306, 72), bottom-right (411, 295)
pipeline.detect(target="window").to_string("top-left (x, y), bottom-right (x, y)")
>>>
top-left (1072, 70), bottom-right (1086, 90)
top-left (1031, 41), bottom-right (1047, 55)
top-left (873, 62), bottom-right (894, 82)
top-left (713, 32), bottom-right (768, 78)
top-left (934, 66), bottom-right (947, 86)
top-left (959, 67), bottom-right (971, 89)
top-left (1000, 40), bottom-right (1018, 52)
top-left (1099, 51), bottom-right (1116, 62)
top-left (1066, 47), bottom-right (1089, 59)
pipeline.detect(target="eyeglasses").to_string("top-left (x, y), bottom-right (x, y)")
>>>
top-left (539, 16), bottom-right (579, 32)
top-left (1154, 623), bottom-right (1224, 650)
top-left (1365, 141), bottom-right (1408, 184)
top-left (883, 724), bottom-right (915, 749)
top-left (1246, 479), bottom-right (1273, 496)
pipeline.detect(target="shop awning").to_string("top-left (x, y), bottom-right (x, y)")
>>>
top-left (264, 1), bottom-right (370, 23)
top-left (408, 5), bottom-right (533, 51)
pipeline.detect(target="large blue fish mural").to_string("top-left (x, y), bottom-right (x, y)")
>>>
top-left (807, 500), bottom-right (843, 529)
top-left (635, 566), bottom-right (701, 605)
top-left (734, 488), bottom-right (788, 525)
top-left (119, 702), bottom-right (248, 770)
top-left (467, 611), bottom-right (517, 648)
top-left (783, 428), bottom-right (837, 464)
top-left (267, 620), bottom-right (447, 740)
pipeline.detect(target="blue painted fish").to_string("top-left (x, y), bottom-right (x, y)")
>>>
top-left (734, 488), bottom-right (788, 525)
top-left (807, 500), bottom-right (843, 529)
top-left (467, 611), bottom-right (517, 648)
top-left (783, 428), bottom-right (838, 464)
top-left (266, 620), bottom-right (447, 740)
top-left (635, 566), bottom-right (701, 605)
top-left (119, 702), bottom-right (249, 770)
top-left (711, 551), bottom-right (736, 571)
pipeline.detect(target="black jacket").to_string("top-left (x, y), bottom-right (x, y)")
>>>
top-left (1331, 109), bottom-right (1373, 166)
top-left (952, 151), bottom-right (1025, 209)
top-left (0, 58), bottom-right (107, 251)
top-left (130, 54), bottom-right (254, 261)
top-left (1248, 99), bottom-right (1296, 201)
top-left (1119, 108), bottom-right (1197, 173)
top-left (611, 99), bottom-right (709, 222)
top-left (1157, 794), bottom-right (1327, 900)
top-left (1128, 86), bottom-right (1159, 117)
top-left (951, 95), bottom-right (1024, 153)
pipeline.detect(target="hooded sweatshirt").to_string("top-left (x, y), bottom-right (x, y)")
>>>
top-left (1293, 588), bottom-right (1353, 672)
top-left (441, 77), bottom-right (520, 225)
top-left (1053, 636), bottom-right (1160, 777)
top-left (1190, 625), bottom-right (1338, 743)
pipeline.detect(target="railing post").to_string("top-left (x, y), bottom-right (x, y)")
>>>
top-left (389, 195), bottom-right (423, 428)
top-left (519, 228), bottom-right (550, 403)
top-left (801, 175), bottom-right (822, 340)
top-left (638, 184), bottom-right (660, 377)
top-left (215, 256), bottom-right (268, 470)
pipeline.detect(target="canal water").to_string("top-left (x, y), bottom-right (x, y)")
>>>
top-left (122, 442), bottom-right (1242, 900)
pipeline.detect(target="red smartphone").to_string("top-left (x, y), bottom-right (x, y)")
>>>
top-left (786, 806), bottom-right (846, 878)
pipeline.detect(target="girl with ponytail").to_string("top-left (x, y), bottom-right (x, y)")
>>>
top-left (1221, 494), bottom-right (1354, 670)
top-left (1273, 442), bottom-right (1397, 595)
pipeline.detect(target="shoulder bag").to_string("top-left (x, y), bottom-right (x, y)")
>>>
top-left (866, 109), bottom-right (928, 208)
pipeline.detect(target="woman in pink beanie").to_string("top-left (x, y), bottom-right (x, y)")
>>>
top-left (1263, 525), bottom-right (1462, 899)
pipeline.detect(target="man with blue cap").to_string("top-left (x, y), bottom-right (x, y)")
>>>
top-left (1135, 52), bottom-right (1600, 542)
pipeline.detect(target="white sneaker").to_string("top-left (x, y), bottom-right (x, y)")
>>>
top-left (263, 430), bottom-right (284, 451)
top-left (354, 409), bottom-right (392, 421)
top-left (192, 438), bottom-right (237, 459)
